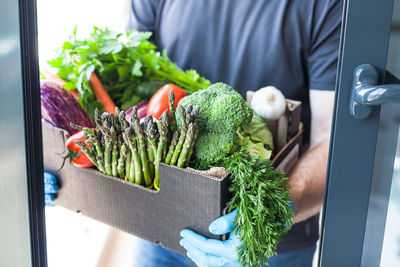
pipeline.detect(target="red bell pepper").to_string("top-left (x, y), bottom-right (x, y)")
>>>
top-left (147, 84), bottom-right (186, 119)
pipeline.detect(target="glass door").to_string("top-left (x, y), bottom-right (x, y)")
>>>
top-left (320, 0), bottom-right (400, 266)
top-left (0, 0), bottom-right (46, 266)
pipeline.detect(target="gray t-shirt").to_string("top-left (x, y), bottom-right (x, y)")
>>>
top-left (127, 0), bottom-right (342, 252)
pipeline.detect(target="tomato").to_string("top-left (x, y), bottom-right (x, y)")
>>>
top-left (64, 131), bottom-right (94, 168)
top-left (147, 84), bottom-right (186, 119)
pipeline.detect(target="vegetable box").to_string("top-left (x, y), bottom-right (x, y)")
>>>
top-left (42, 100), bottom-right (302, 255)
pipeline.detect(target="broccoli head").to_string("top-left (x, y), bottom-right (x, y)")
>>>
top-left (194, 132), bottom-right (239, 168)
top-left (177, 82), bottom-right (252, 166)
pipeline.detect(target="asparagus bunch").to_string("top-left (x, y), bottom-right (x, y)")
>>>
top-left (71, 90), bottom-right (200, 190)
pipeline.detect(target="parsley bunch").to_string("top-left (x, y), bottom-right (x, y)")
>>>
top-left (48, 27), bottom-right (211, 116)
top-left (222, 149), bottom-right (294, 266)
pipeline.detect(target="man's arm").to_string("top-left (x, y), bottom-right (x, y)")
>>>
top-left (289, 90), bottom-right (335, 223)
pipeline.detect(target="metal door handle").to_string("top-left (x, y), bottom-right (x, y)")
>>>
top-left (350, 64), bottom-right (400, 119)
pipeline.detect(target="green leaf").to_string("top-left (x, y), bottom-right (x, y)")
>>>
top-left (47, 56), bottom-right (63, 68)
top-left (186, 69), bottom-right (200, 81)
top-left (62, 82), bottom-right (77, 90)
top-left (237, 113), bottom-right (274, 151)
top-left (118, 66), bottom-right (129, 82)
top-left (131, 60), bottom-right (143, 77)
top-left (84, 64), bottom-right (95, 81)
top-left (126, 30), bottom-right (152, 47)
top-left (99, 39), bottom-right (123, 54)
top-left (62, 41), bottom-right (73, 50)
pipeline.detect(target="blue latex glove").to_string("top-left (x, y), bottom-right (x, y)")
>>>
top-left (180, 201), bottom-right (295, 267)
top-left (180, 210), bottom-right (241, 267)
top-left (44, 172), bottom-right (59, 206)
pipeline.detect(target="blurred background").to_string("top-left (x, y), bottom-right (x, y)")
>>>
top-left (37, 0), bottom-right (400, 266)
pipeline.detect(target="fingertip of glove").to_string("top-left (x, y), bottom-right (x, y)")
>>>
top-left (209, 210), bottom-right (237, 234)
top-left (44, 172), bottom-right (56, 184)
top-left (45, 184), bottom-right (59, 194)
top-left (180, 229), bottom-right (190, 238)
top-left (44, 193), bottom-right (56, 206)
top-left (208, 223), bottom-right (218, 234)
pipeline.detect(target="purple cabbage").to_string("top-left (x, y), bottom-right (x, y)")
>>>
top-left (41, 81), bottom-right (94, 135)
top-left (125, 102), bottom-right (148, 121)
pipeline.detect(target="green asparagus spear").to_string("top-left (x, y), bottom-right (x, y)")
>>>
top-left (115, 106), bottom-right (120, 119)
top-left (131, 136), bottom-right (142, 185)
top-left (169, 90), bottom-right (177, 133)
top-left (123, 129), bottom-right (142, 185)
top-left (163, 142), bottom-right (168, 160)
top-left (118, 110), bottom-right (128, 132)
top-left (146, 121), bottom-right (158, 179)
top-left (112, 109), bottom-right (122, 135)
top-left (86, 137), bottom-right (106, 172)
top-left (96, 128), bottom-right (103, 145)
top-left (191, 106), bottom-right (200, 120)
top-left (117, 143), bottom-right (127, 178)
top-left (154, 111), bottom-right (169, 190)
top-left (111, 127), bottom-right (118, 177)
top-left (99, 125), bottom-right (111, 138)
top-left (186, 104), bottom-right (193, 117)
top-left (70, 123), bottom-right (94, 136)
top-left (143, 116), bottom-right (154, 162)
top-left (98, 125), bottom-right (112, 175)
top-left (103, 116), bottom-right (112, 132)
top-left (129, 141), bottom-right (136, 183)
top-left (185, 123), bottom-right (199, 167)
top-left (74, 140), bottom-right (98, 168)
top-left (88, 130), bottom-right (104, 159)
top-left (185, 104), bottom-right (194, 125)
top-left (96, 156), bottom-right (106, 173)
top-left (94, 108), bottom-right (103, 129)
top-left (104, 139), bottom-right (113, 176)
top-left (170, 106), bottom-right (187, 166)
top-left (165, 131), bottom-right (179, 164)
top-left (177, 123), bottom-right (195, 168)
top-left (131, 107), bottom-right (152, 187)
top-left (125, 151), bottom-right (131, 181)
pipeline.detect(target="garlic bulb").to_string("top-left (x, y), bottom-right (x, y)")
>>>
top-left (251, 86), bottom-right (286, 120)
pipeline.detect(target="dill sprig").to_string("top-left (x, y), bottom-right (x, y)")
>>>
top-left (222, 149), bottom-right (294, 266)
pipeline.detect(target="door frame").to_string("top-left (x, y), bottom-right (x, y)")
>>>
top-left (319, 0), bottom-right (398, 266)
top-left (20, 0), bottom-right (48, 265)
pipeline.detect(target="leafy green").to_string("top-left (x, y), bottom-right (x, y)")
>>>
top-left (48, 27), bottom-right (211, 116)
top-left (236, 114), bottom-right (273, 160)
top-left (222, 149), bottom-right (293, 267)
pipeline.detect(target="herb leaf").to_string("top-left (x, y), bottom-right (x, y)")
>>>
top-left (222, 149), bottom-right (293, 266)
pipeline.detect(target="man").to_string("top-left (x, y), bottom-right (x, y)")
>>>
top-left (125, 0), bottom-right (342, 266)
top-left (45, 0), bottom-right (342, 266)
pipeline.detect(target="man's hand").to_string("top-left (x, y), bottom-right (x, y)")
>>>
top-left (44, 172), bottom-right (59, 206)
top-left (180, 210), bottom-right (241, 267)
